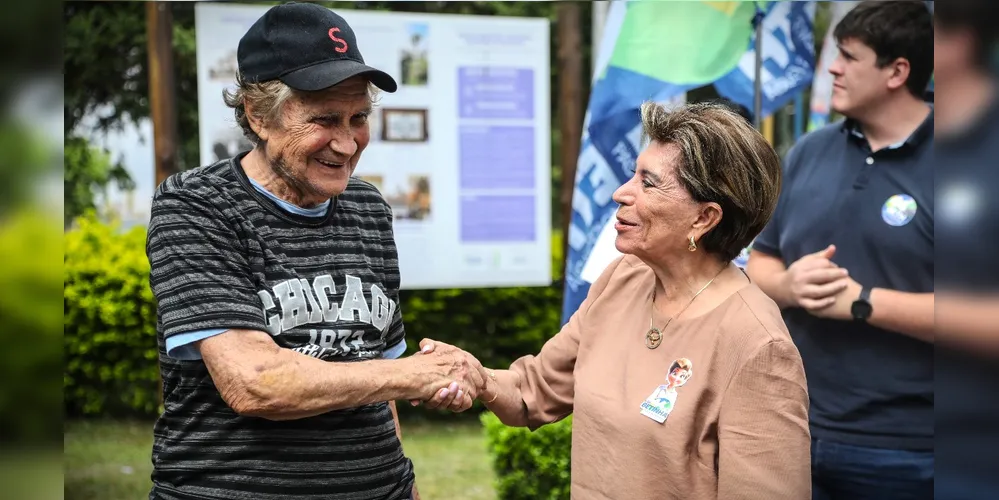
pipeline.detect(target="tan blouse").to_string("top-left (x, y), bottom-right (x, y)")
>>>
top-left (508, 255), bottom-right (811, 499)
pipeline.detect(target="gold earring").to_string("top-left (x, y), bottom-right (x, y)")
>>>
top-left (688, 236), bottom-right (697, 252)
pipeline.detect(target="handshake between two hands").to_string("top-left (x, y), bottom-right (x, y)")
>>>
top-left (406, 339), bottom-right (495, 413)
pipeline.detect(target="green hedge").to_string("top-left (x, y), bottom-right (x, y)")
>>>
top-left (481, 411), bottom-right (572, 500)
top-left (0, 210), bottom-right (63, 444)
top-left (64, 214), bottom-right (160, 417)
top-left (63, 215), bottom-right (565, 418)
top-left (397, 264), bottom-right (563, 372)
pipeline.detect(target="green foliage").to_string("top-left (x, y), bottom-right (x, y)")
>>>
top-left (0, 119), bottom-right (54, 217)
top-left (0, 210), bottom-right (63, 443)
top-left (0, 0), bottom-right (61, 105)
top-left (400, 231), bottom-right (563, 371)
top-left (481, 412), bottom-right (572, 500)
top-left (64, 2), bottom-right (200, 170)
top-left (64, 136), bottom-right (134, 227)
top-left (64, 214), bottom-right (160, 417)
top-left (64, 2), bottom-right (152, 135)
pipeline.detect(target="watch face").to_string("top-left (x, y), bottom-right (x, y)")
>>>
top-left (851, 301), bottom-right (873, 320)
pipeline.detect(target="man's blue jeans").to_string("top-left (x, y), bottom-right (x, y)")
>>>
top-left (812, 437), bottom-right (934, 500)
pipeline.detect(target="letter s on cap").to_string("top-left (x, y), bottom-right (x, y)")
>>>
top-left (328, 27), bottom-right (348, 53)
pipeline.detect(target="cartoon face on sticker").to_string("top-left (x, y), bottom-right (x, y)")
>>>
top-left (881, 194), bottom-right (918, 227)
top-left (640, 358), bottom-right (693, 424)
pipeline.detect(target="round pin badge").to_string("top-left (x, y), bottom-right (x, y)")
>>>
top-left (881, 194), bottom-right (918, 227)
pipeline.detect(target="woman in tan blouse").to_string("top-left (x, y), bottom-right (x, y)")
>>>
top-left (420, 101), bottom-right (810, 499)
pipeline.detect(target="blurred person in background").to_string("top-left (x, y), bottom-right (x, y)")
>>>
top-left (745, 1), bottom-right (935, 499)
top-left (934, 0), bottom-right (999, 497)
top-left (423, 102), bottom-right (812, 499)
top-left (711, 97), bottom-right (754, 125)
top-left (145, 4), bottom-right (481, 499)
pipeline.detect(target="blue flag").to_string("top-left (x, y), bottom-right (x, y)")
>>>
top-left (562, 1), bottom-right (817, 325)
top-left (714, 1), bottom-right (817, 120)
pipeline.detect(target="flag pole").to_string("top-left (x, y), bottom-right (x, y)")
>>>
top-left (752, 3), bottom-right (765, 129)
top-left (593, 1), bottom-right (610, 69)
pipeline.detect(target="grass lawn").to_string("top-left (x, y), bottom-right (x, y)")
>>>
top-left (0, 449), bottom-right (65, 500)
top-left (403, 420), bottom-right (497, 500)
top-left (64, 418), bottom-right (496, 500)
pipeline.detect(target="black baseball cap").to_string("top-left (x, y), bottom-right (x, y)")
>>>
top-left (237, 2), bottom-right (398, 93)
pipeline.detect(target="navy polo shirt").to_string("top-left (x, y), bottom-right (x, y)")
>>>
top-left (936, 95), bottom-right (999, 485)
top-left (753, 110), bottom-right (934, 451)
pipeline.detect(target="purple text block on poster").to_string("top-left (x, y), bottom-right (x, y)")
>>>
top-left (461, 195), bottom-right (536, 242)
top-left (459, 125), bottom-right (534, 190)
top-left (458, 67), bottom-right (534, 120)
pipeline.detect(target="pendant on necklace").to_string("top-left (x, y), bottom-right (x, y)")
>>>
top-left (645, 327), bottom-right (663, 349)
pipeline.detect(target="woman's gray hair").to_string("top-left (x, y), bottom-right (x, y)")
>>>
top-left (222, 74), bottom-right (381, 145)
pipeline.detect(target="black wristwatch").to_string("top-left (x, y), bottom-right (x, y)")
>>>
top-left (851, 287), bottom-right (873, 322)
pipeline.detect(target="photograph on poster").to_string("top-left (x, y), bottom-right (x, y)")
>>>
top-left (355, 175), bottom-right (384, 193)
top-left (368, 107), bottom-right (382, 142)
top-left (383, 175), bottom-right (432, 221)
top-left (208, 50), bottom-right (239, 82)
top-left (400, 22), bottom-right (429, 86)
top-left (381, 108), bottom-right (428, 142)
top-left (211, 126), bottom-right (253, 162)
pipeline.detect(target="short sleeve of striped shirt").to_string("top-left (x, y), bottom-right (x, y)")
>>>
top-left (146, 188), bottom-right (268, 341)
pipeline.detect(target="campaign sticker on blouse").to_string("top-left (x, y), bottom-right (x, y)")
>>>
top-left (640, 357), bottom-right (693, 424)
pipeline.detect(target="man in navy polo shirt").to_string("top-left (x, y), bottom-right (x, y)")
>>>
top-left (935, 0), bottom-right (999, 498)
top-left (746, 2), bottom-right (934, 498)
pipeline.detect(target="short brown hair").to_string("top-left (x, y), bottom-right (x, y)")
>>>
top-left (640, 101), bottom-right (782, 262)
top-left (669, 358), bottom-right (693, 375)
top-left (834, 0), bottom-right (933, 97)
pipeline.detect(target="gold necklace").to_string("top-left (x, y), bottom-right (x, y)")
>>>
top-left (645, 265), bottom-right (727, 349)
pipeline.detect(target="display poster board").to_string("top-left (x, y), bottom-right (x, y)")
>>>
top-left (195, 4), bottom-right (552, 289)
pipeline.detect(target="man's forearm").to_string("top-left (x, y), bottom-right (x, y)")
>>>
top-left (869, 289), bottom-right (934, 343)
top-left (754, 271), bottom-right (792, 309)
top-left (244, 351), bottom-right (425, 420)
top-left (936, 293), bottom-right (999, 355)
top-left (201, 332), bottom-right (429, 421)
top-left (481, 368), bottom-right (530, 428)
top-left (745, 252), bottom-right (792, 308)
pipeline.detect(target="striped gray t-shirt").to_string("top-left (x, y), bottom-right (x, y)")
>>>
top-left (146, 154), bottom-right (414, 499)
